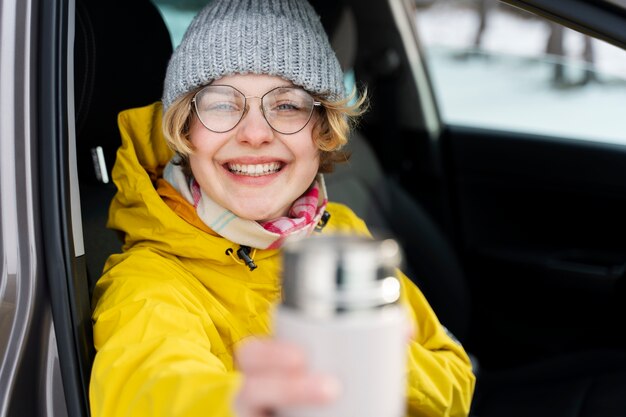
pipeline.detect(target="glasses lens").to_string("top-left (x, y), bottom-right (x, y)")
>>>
top-left (194, 86), bottom-right (245, 133)
top-left (262, 88), bottom-right (316, 134)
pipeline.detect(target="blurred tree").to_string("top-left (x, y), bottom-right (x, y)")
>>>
top-left (470, 0), bottom-right (597, 86)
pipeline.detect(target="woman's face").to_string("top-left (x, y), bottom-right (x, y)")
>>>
top-left (188, 74), bottom-right (320, 222)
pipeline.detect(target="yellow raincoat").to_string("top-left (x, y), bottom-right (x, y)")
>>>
top-left (89, 102), bottom-right (475, 417)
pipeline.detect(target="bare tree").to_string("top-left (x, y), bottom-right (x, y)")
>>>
top-left (473, 0), bottom-right (597, 86)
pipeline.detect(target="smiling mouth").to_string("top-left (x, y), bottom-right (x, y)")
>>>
top-left (226, 162), bottom-right (283, 177)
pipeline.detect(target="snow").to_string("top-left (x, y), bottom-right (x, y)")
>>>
top-left (414, 1), bottom-right (626, 145)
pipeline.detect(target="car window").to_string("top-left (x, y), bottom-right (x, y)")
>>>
top-left (151, 0), bottom-right (208, 47)
top-left (413, 0), bottom-right (626, 145)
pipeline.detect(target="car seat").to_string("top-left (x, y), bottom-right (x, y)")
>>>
top-left (75, 0), bottom-right (173, 291)
top-left (325, 132), bottom-right (472, 342)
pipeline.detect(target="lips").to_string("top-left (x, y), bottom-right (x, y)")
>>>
top-left (226, 161), bottom-right (283, 176)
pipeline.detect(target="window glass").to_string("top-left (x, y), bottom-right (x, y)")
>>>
top-left (414, 0), bottom-right (626, 145)
top-left (151, 0), bottom-right (208, 47)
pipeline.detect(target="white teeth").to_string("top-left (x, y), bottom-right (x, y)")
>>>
top-left (228, 162), bottom-right (282, 176)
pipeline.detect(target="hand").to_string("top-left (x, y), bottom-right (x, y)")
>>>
top-left (233, 338), bottom-right (340, 417)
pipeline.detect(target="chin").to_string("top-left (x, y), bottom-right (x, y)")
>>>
top-left (233, 205), bottom-right (285, 222)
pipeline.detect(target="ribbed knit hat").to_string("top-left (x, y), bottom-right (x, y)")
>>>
top-left (162, 0), bottom-right (345, 112)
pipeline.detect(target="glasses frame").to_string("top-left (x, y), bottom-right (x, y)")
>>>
top-left (191, 84), bottom-right (322, 135)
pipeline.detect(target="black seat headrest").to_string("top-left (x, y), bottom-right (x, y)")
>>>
top-left (75, 0), bottom-right (173, 184)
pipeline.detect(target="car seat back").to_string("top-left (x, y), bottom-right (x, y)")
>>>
top-left (325, 133), bottom-right (471, 340)
top-left (75, 0), bottom-right (173, 290)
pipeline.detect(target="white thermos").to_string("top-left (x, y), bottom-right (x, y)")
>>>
top-left (274, 235), bottom-right (407, 417)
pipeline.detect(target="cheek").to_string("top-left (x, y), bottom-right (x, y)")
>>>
top-left (187, 140), bottom-right (220, 181)
top-left (187, 120), bottom-right (206, 150)
top-left (298, 136), bottom-right (321, 169)
top-left (188, 121), bottom-right (222, 158)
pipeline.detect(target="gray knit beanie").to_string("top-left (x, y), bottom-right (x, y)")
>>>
top-left (162, 0), bottom-right (345, 112)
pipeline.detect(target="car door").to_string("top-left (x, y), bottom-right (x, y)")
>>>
top-left (1, 0), bottom-right (83, 415)
top-left (410, 0), bottom-right (626, 368)
top-left (2, 0), bottom-right (176, 415)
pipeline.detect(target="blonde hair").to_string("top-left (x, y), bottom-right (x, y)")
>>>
top-left (162, 85), bottom-right (368, 175)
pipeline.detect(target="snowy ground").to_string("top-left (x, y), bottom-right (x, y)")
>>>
top-left (414, 2), bottom-right (626, 145)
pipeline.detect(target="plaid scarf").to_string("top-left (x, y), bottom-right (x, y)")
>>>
top-left (164, 161), bottom-right (328, 250)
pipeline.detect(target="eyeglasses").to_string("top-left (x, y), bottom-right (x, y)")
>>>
top-left (192, 85), bottom-right (322, 135)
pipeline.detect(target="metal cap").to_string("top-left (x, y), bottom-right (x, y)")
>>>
top-left (281, 235), bottom-right (403, 317)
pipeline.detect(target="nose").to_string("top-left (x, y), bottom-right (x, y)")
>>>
top-left (236, 100), bottom-right (274, 147)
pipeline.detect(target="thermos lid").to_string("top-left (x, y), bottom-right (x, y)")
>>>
top-left (281, 235), bottom-right (402, 317)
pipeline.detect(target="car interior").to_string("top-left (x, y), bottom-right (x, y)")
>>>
top-left (50, 0), bottom-right (626, 416)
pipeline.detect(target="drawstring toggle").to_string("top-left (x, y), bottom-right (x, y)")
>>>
top-left (225, 245), bottom-right (257, 271)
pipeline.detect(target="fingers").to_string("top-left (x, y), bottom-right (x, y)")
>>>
top-left (235, 338), bottom-right (306, 374)
top-left (239, 373), bottom-right (340, 409)
top-left (234, 338), bottom-right (341, 416)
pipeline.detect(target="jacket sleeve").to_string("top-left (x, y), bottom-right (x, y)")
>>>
top-left (90, 250), bottom-right (241, 417)
top-left (400, 270), bottom-right (476, 417)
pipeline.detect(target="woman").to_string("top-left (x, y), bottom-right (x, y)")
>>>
top-left (89, 0), bottom-right (475, 416)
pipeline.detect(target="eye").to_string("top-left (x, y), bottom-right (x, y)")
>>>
top-left (196, 86), bottom-right (244, 114)
top-left (206, 101), bottom-right (240, 112)
top-left (272, 101), bottom-right (301, 112)
top-left (267, 94), bottom-right (307, 113)
top-left (197, 96), bottom-right (242, 114)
